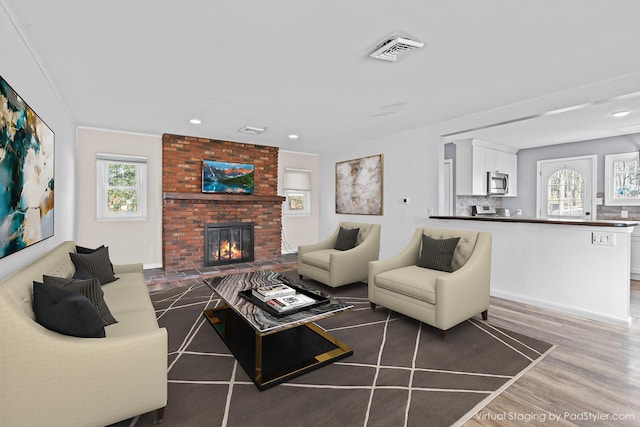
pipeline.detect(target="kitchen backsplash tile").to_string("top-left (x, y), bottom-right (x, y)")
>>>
top-left (456, 196), bottom-right (502, 216)
top-left (596, 192), bottom-right (640, 220)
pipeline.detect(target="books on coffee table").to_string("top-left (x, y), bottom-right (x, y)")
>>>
top-left (266, 293), bottom-right (317, 313)
top-left (237, 279), bottom-right (330, 317)
top-left (251, 283), bottom-right (296, 302)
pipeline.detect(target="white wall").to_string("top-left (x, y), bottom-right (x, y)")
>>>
top-left (278, 150), bottom-right (319, 253)
top-left (429, 218), bottom-right (632, 327)
top-left (76, 128), bottom-right (162, 267)
top-left (0, 3), bottom-right (77, 278)
top-left (318, 127), bottom-right (442, 260)
top-left (317, 72), bottom-right (640, 326)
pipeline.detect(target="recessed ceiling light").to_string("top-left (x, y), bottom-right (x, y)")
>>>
top-left (189, 118), bottom-right (202, 124)
top-left (611, 110), bottom-right (630, 118)
top-left (288, 134), bottom-right (299, 140)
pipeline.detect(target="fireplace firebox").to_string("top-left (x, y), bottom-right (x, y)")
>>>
top-left (204, 222), bottom-right (254, 267)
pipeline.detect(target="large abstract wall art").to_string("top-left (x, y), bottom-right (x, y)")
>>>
top-left (0, 75), bottom-right (54, 259)
top-left (335, 154), bottom-right (383, 215)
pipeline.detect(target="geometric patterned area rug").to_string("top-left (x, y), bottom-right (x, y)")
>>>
top-left (111, 270), bottom-right (554, 427)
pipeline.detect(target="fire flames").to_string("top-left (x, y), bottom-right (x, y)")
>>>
top-left (216, 240), bottom-right (242, 260)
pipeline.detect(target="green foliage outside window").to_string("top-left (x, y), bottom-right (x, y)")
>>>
top-left (107, 164), bottom-right (138, 213)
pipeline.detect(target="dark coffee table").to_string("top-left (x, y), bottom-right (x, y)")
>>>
top-left (203, 270), bottom-right (353, 390)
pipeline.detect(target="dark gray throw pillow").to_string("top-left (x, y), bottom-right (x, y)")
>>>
top-left (33, 281), bottom-right (105, 338)
top-left (43, 275), bottom-right (117, 326)
top-left (72, 267), bottom-right (93, 280)
top-left (417, 234), bottom-right (460, 272)
top-left (334, 227), bottom-right (359, 251)
top-left (70, 246), bottom-right (118, 285)
top-left (76, 245), bottom-right (114, 273)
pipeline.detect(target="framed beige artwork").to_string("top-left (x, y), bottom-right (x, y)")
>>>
top-left (335, 154), bottom-right (383, 215)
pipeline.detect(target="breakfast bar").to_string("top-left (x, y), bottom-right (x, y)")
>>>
top-left (429, 216), bottom-right (637, 327)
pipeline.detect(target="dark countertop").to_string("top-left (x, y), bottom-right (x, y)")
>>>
top-left (430, 215), bottom-right (638, 228)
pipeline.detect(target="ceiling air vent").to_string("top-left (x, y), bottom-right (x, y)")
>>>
top-left (370, 36), bottom-right (424, 62)
top-left (238, 126), bottom-right (265, 135)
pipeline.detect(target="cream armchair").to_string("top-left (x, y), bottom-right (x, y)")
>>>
top-left (368, 227), bottom-right (492, 336)
top-left (298, 222), bottom-right (381, 288)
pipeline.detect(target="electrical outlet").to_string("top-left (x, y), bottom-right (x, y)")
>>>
top-left (592, 232), bottom-right (615, 246)
top-left (621, 210), bottom-right (628, 218)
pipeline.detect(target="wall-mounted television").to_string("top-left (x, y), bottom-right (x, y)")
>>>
top-left (202, 160), bottom-right (254, 194)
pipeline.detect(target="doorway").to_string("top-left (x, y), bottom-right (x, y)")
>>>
top-left (443, 159), bottom-right (454, 216)
top-left (537, 155), bottom-right (596, 220)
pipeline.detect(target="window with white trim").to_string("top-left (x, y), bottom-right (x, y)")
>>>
top-left (283, 168), bottom-right (311, 216)
top-left (605, 152), bottom-right (640, 206)
top-left (96, 153), bottom-right (147, 221)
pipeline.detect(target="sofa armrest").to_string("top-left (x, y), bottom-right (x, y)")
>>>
top-left (298, 227), bottom-right (341, 255)
top-left (435, 232), bottom-right (492, 328)
top-left (0, 299), bottom-right (168, 426)
top-left (298, 239), bottom-right (335, 254)
top-left (330, 235), bottom-right (377, 271)
top-left (113, 263), bottom-right (143, 275)
top-left (368, 228), bottom-right (423, 284)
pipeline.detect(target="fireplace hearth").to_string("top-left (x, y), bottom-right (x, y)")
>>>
top-left (204, 222), bottom-right (254, 267)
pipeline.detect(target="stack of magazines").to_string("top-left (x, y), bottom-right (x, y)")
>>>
top-left (266, 293), bottom-right (316, 313)
top-left (251, 283), bottom-right (296, 302)
top-left (252, 283), bottom-right (317, 313)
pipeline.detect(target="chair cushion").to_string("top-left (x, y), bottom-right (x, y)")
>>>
top-left (300, 249), bottom-right (338, 271)
top-left (417, 235), bottom-right (460, 272)
top-left (33, 281), bottom-right (106, 338)
top-left (335, 227), bottom-right (359, 250)
top-left (375, 265), bottom-right (450, 304)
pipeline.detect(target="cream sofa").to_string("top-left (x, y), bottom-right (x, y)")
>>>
top-left (0, 241), bottom-right (167, 427)
top-left (298, 222), bottom-right (381, 288)
top-left (368, 227), bottom-right (492, 336)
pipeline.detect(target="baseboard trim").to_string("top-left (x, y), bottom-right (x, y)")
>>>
top-left (491, 289), bottom-right (632, 328)
top-left (143, 263), bottom-right (163, 270)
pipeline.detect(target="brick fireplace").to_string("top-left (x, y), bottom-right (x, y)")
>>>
top-left (162, 134), bottom-right (285, 271)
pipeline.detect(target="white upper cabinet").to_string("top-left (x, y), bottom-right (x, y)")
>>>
top-left (454, 139), bottom-right (518, 197)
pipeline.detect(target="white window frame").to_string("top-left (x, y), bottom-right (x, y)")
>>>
top-left (96, 153), bottom-right (148, 221)
top-left (605, 152), bottom-right (640, 206)
top-left (283, 168), bottom-right (312, 217)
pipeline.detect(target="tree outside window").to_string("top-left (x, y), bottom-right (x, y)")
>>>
top-left (605, 152), bottom-right (640, 206)
top-left (107, 163), bottom-right (139, 213)
top-left (547, 168), bottom-right (584, 217)
top-left (284, 189), bottom-right (310, 216)
top-left (97, 154), bottom-right (147, 221)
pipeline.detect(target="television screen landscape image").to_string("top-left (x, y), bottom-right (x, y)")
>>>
top-left (202, 160), bottom-right (254, 194)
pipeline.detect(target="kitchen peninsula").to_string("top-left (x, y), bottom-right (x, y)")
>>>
top-left (430, 215), bottom-right (637, 327)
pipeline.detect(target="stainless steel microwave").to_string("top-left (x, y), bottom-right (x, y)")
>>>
top-left (487, 171), bottom-right (509, 195)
